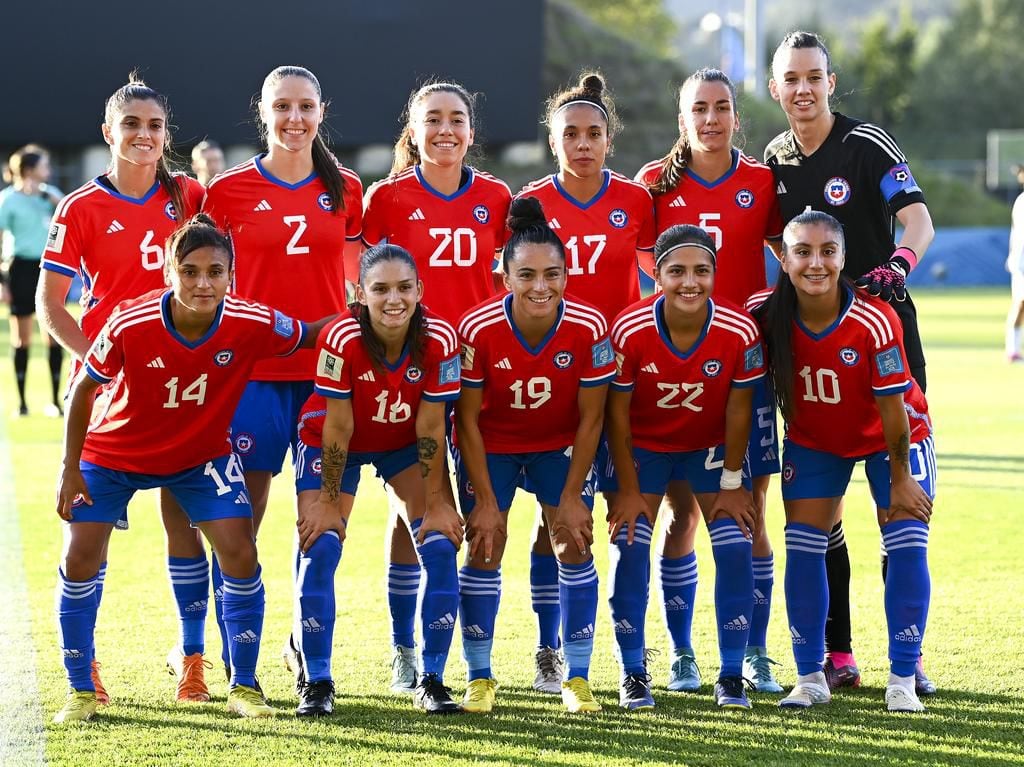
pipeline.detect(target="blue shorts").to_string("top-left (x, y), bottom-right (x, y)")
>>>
top-left (70, 453), bottom-right (251, 525)
top-left (454, 447), bottom-right (597, 514)
top-left (294, 439), bottom-right (419, 496)
top-left (780, 436), bottom-right (937, 508)
top-left (601, 444), bottom-right (753, 495)
top-left (748, 378), bottom-right (781, 478)
top-left (231, 380), bottom-right (314, 474)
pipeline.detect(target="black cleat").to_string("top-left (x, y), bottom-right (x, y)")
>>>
top-left (296, 679), bottom-right (335, 717)
top-left (413, 673), bottom-right (464, 715)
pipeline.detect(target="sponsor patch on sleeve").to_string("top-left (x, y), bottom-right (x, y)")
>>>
top-left (438, 355), bottom-right (461, 385)
top-left (317, 349), bottom-right (343, 381)
top-left (874, 346), bottom-right (905, 377)
top-left (744, 343), bottom-right (764, 372)
top-left (591, 338), bottom-right (614, 368)
top-left (273, 311), bottom-right (295, 338)
top-left (460, 343), bottom-right (476, 372)
top-left (46, 222), bottom-right (67, 253)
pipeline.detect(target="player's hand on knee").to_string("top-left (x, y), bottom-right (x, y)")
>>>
top-left (710, 487), bottom-right (756, 539)
top-left (466, 501), bottom-right (505, 563)
top-left (885, 477), bottom-right (933, 523)
top-left (297, 500), bottom-right (344, 552)
top-left (553, 495), bottom-right (594, 556)
top-left (56, 468), bottom-right (91, 521)
top-left (606, 490), bottom-right (651, 545)
top-left (419, 500), bottom-right (465, 549)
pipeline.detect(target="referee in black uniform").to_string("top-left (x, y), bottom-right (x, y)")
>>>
top-left (764, 30), bottom-right (936, 696)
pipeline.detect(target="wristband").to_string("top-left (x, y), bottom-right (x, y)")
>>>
top-left (891, 246), bottom-right (918, 274)
top-left (720, 468), bottom-right (743, 491)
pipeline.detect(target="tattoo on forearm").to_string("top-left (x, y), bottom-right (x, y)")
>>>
top-left (321, 442), bottom-right (347, 502)
top-left (418, 436), bottom-right (439, 478)
top-left (896, 433), bottom-right (910, 469)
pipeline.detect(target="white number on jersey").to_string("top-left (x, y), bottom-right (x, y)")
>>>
top-left (371, 390), bottom-right (412, 423)
top-left (756, 405), bottom-right (776, 448)
top-left (428, 227), bottom-right (477, 267)
top-left (697, 213), bottom-right (723, 250)
top-left (655, 381), bottom-right (704, 412)
top-left (163, 374), bottom-right (209, 408)
top-left (798, 366), bottom-right (841, 404)
top-left (204, 454), bottom-right (246, 496)
top-left (284, 215), bottom-right (310, 255)
top-left (509, 377), bottom-right (552, 409)
top-left (140, 230), bottom-right (164, 271)
top-left (565, 234), bottom-right (607, 276)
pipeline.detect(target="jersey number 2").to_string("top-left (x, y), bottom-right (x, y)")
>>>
top-left (284, 215), bottom-right (310, 255)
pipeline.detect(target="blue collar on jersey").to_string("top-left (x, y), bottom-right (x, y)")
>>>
top-left (795, 283), bottom-right (855, 341)
top-left (414, 165), bottom-right (474, 202)
top-left (161, 290), bottom-right (225, 349)
top-left (503, 292), bottom-right (565, 356)
top-left (254, 154), bottom-right (317, 190)
top-left (380, 343), bottom-right (411, 373)
top-left (683, 148), bottom-right (740, 189)
top-left (93, 175), bottom-right (161, 205)
top-left (551, 168), bottom-right (611, 211)
top-left (654, 294), bottom-right (714, 360)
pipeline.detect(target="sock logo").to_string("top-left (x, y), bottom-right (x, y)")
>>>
top-left (232, 630), bottom-right (260, 644)
top-left (185, 599), bottom-right (208, 613)
top-left (213, 587), bottom-right (224, 603)
top-left (895, 624), bottom-right (922, 643)
top-left (62, 648), bottom-right (85, 659)
top-left (665, 595), bottom-right (689, 611)
top-left (613, 618), bottom-right (637, 635)
top-left (724, 615), bottom-right (749, 631)
top-left (462, 623), bottom-right (488, 639)
top-left (301, 617), bottom-right (325, 633)
top-left (570, 623), bottom-right (595, 641)
top-left (428, 613), bottom-right (457, 631)
top-left (790, 626), bottom-right (807, 645)
top-left (753, 589), bottom-right (769, 606)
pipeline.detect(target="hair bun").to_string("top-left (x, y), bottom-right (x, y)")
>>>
top-left (579, 73), bottom-right (605, 98)
top-left (188, 212), bottom-right (218, 228)
top-left (507, 196), bottom-right (548, 233)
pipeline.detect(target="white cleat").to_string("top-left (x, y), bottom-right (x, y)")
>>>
top-left (886, 684), bottom-right (925, 713)
top-left (780, 672), bottom-right (831, 709)
top-left (533, 646), bottom-right (565, 694)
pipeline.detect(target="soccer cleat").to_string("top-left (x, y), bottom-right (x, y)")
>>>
top-left (619, 672), bottom-right (655, 710)
top-left (390, 645), bottom-right (418, 694)
top-left (413, 673), bottom-right (464, 715)
top-left (780, 674), bottom-right (832, 710)
top-left (823, 652), bottom-right (862, 690)
top-left (915, 655), bottom-right (937, 696)
top-left (886, 683), bottom-right (926, 713)
top-left (714, 676), bottom-right (752, 710)
top-left (283, 635), bottom-right (302, 684)
top-left (533, 646), bottom-right (564, 694)
top-left (743, 647), bottom-right (784, 693)
top-left (296, 679), bottom-right (335, 717)
top-left (667, 649), bottom-right (702, 692)
top-left (90, 659), bottom-right (110, 705)
top-left (227, 684), bottom-right (276, 718)
top-left (166, 646), bottom-right (212, 703)
top-left (462, 677), bottom-right (498, 713)
top-left (562, 677), bottom-right (601, 713)
top-left (44, 402), bottom-right (64, 418)
top-left (17, 404), bottom-right (29, 417)
top-left (53, 690), bottom-right (98, 724)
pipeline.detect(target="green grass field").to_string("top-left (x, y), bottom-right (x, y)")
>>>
top-left (1, 289), bottom-right (1021, 767)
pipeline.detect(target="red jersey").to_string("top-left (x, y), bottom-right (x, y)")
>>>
top-left (458, 294), bottom-right (615, 453)
top-left (82, 290), bottom-right (304, 475)
top-left (516, 170), bottom-right (656, 323)
top-left (202, 156), bottom-right (363, 381)
top-left (636, 149), bottom-right (783, 304)
top-left (305, 309), bottom-right (461, 453)
top-left (41, 174), bottom-right (204, 342)
top-left (746, 286), bottom-right (931, 457)
top-left (362, 166), bottom-right (512, 326)
top-left (612, 295), bottom-right (765, 452)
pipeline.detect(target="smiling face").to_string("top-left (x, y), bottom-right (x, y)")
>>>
top-left (503, 242), bottom-right (566, 324)
top-left (549, 103), bottom-right (610, 182)
top-left (781, 222), bottom-right (846, 298)
top-left (356, 258), bottom-right (423, 334)
top-left (101, 99), bottom-right (167, 169)
top-left (769, 45), bottom-right (836, 125)
top-left (679, 79), bottom-right (738, 156)
top-left (169, 245), bottom-right (232, 315)
top-left (260, 75), bottom-right (324, 156)
top-left (655, 245), bottom-right (716, 318)
top-left (409, 89), bottom-right (474, 170)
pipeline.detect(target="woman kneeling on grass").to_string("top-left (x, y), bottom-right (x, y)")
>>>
top-left (53, 214), bottom-right (330, 723)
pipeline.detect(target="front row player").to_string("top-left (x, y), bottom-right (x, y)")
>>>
top-left (749, 211), bottom-right (934, 713)
top-left (604, 225), bottom-right (765, 711)
top-left (454, 196), bottom-right (615, 714)
top-left (287, 243), bottom-right (465, 716)
top-left (52, 215), bottom-right (330, 723)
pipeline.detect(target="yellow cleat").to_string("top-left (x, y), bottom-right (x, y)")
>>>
top-left (462, 678), bottom-right (498, 713)
top-left (227, 684), bottom-right (276, 718)
top-left (90, 659), bottom-right (110, 706)
top-left (167, 646), bottom-right (213, 703)
top-left (562, 677), bottom-right (601, 713)
top-left (53, 690), bottom-right (98, 724)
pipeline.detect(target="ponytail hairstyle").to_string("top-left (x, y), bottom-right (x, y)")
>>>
top-left (648, 68), bottom-right (738, 196)
top-left (104, 73), bottom-right (187, 224)
top-left (503, 196), bottom-right (566, 273)
top-left (258, 66), bottom-right (347, 213)
top-left (352, 243), bottom-right (429, 370)
top-left (544, 71), bottom-right (621, 146)
top-left (751, 210), bottom-right (847, 422)
top-left (772, 30), bottom-right (834, 75)
top-left (164, 213), bottom-right (234, 274)
top-left (391, 80), bottom-right (479, 175)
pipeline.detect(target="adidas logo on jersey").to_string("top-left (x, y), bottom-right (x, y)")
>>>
top-left (613, 619), bottom-right (638, 635)
top-left (232, 630), bottom-right (259, 643)
top-left (665, 595), bottom-right (689, 611)
top-left (463, 623), bottom-right (488, 639)
top-left (147, 357), bottom-right (165, 368)
top-left (776, 181), bottom-right (787, 194)
top-left (428, 612), bottom-right (457, 631)
top-left (790, 626), bottom-right (807, 644)
top-left (253, 199), bottom-right (273, 212)
top-left (106, 220), bottom-right (125, 234)
top-left (549, 218), bottom-right (561, 229)
top-left (641, 362), bottom-right (660, 374)
top-left (357, 370), bottom-right (376, 382)
top-left (302, 617), bottom-right (325, 633)
top-left (724, 615), bottom-right (749, 631)
top-left (570, 623), bottom-right (595, 641)
top-left (184, 599), bottom-right (208, 613)
top-left (895, 624), bottom-right (923, 643)
top-left (408, 208), bottom-right (425, 221)
top-left (494, 357), bottom-right (512, 370)
top-left (668, 195), bottom-right (686, 208)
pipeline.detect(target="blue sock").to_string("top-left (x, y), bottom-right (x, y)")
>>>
top-left (221, 567), bottom-right (265, 688)
top-left (882, 521), bottom-right (930, 677)
top-left (411, 519), bottom-right (459, 682)
top-left (709, 519), bottom-right (754, 677)
top-left (608, 518), bottom-right (652, 675)
top-left (660, 552), bottom-right (698, 652)
top-left (558, 560), bottom-right (598, 680)
top-left (295, 532), bottom-right (341, 683)
top-left (784, 524), bottom-right (830, 675)
top-left (210, 554), bottom-right (229, 670)
top-left (56, 569), bottom-right (98, 692)
top-left (530, 553), bottom-right (561, 649)
top-left (388, 563), bottom-right (421, 649)
top-left (168, 555), bottom-right (209, 656)
top-left (459, 566), bottom-right (500, 681)
top-left (92, 561), bottom-right (107, 662)
top-left (749, 554), bottom-right (774, 650)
